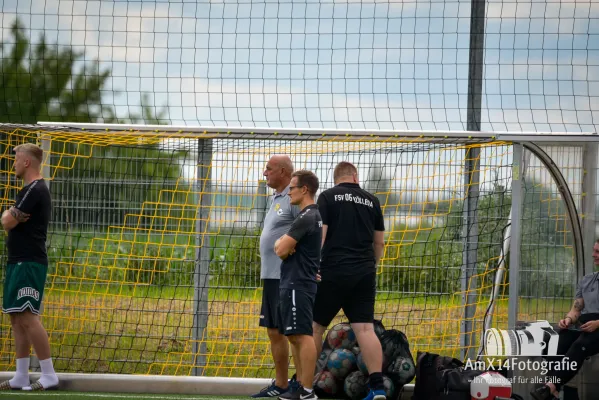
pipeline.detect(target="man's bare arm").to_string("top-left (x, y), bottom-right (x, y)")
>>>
top-left (275, 234), bottom-right (298, 260)
top-left (1, 207), bottom-right (29, 231)
top-left (374, 230), bottom-right (385, 266)
top-left (566, 298), bottom-right (584, 323)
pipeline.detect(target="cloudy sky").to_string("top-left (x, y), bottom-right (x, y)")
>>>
top-left (1, 0), bottom-right (597, 133)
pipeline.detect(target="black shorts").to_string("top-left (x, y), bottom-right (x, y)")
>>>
top-left (278, 288), bottom-right (315, 336)
top-left (313, 270), bottom-right (376, 327)
top-left (259, 279), bottom-right (281, 329)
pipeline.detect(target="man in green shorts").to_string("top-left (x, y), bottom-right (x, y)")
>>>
top-left (0, 143), bottom-right (58, 391)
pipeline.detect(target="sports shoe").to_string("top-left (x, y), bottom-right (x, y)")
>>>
top-left (22, 380), bottom-right (59, 391)
top-left (530, 384), bottom-right (558, 400)
top-left (278, 385), bottom-right (318, 400)
top-left (0, 381), bottom-right (18, 391)
top-left (288, 374), bottom-right (300, 392)
top-left (251, 380), bottom-right (289, 398)
top-left (299, 387), bottom-right (318, 400)
top-left (362, 388), bottom-right (386, 400)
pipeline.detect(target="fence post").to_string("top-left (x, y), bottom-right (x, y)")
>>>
top-left (460, 147), bottom-right (480, 361)
top-left (192, 138), bottom-right (213, 376)
top-left (40, 136), bottom-right (51, 189)
top-left (581, 143), bottom-right (597, 278)
top-left (256, 180), bottom-right (268, 228)
top-left (508, 144), bottom-right (524, 330)
top-left (460, 0), bottom-right (486, 362)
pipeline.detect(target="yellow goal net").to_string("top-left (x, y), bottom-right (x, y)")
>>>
top-left (0, 124), bottom-right (579, 378)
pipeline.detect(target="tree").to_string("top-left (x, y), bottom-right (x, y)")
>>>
top-left (0, 19), bottom-right (196, 285)
top-left (0, 19), bottom-right (166, 124)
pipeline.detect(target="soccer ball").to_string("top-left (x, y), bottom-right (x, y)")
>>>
top-left (344, 370), bottom-right (368, 400)
top-left (326, 323), bottom-right (357, 349)
top-left (326, 348), bottom-right (357, 379)
top-left (389, 356), bottom-right (416, 385)
top-left (314, 370), bottom-right (339, 395)
top-left (356, 351), bottom-right (389, 375)
top-left (383, 375), bottom-right (395, 398)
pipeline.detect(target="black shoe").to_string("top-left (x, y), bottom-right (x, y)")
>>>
top-left (251, 380), bottom-right (290, 398)
top-left (298, 387), bottom-right (318, 400)
top-left (278, 385), bottom-right (318, 400)
top-left (531, 384), bottom-right (558, 400)
top-left (289, 374), bottom-right (300, 392)
top-left (278, 384), bottom-right (300, 400)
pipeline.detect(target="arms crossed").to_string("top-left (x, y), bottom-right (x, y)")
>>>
top-left (275, 235), bottom-right (297, 260)
top-left (1, 207), bottom-right (30, 231)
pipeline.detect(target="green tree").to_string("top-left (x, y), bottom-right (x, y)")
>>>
top-left (0, 19), bottom-right (166, 124)
top-left (0, 19), bottom-right (199, 286)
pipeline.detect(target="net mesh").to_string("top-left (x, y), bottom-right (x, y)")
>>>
top-left (0, 0), bottom-right (596, 132)
top-left (0, 124), bottom-right (577, 377)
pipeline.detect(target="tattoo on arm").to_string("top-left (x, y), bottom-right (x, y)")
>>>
top-left (9, 207), bottom-right (29, 222)
top-left (574, 298), bottom-right (584, 312)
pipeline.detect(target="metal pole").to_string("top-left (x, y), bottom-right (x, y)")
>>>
top-left (192, 138), bottom-right (213, 376)
top-left (35, 122), bottom-right (599, 143)
top-left (460, 146), bottom-right (480, 361)
top-left (581, 143), bottom-right (597, 278)
top-left (508, 144), bottom-right (524, 330)
top-left (466, 0), bottom-right (486, 133)
top-left (256, 180), bottom-right (268, 229)
top-left (40, 137), bottom-right (51, 188)
top-left (460, 0), bottom-right (485, 361)
top-left (478, 150), bottom-right (531, 357)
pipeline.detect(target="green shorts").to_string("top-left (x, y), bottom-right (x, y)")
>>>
top-left (2, 262), bottom-right (48, 315)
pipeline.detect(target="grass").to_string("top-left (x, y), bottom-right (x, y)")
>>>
top-left (0, 286), bottom-right (573, 380)
top-left (0, 228), bottom-right (577, 379)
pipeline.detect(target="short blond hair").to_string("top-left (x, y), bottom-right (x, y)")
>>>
top-left (14, 143), bottom-right (43, 163)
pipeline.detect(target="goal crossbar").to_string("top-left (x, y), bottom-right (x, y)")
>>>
top-left (35, 121), bottom-right (599, 142)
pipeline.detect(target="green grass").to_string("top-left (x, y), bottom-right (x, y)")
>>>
top-left (0, 224), bottom-right (578, 378)
top-left (0, 287), bottom-right (573, 379)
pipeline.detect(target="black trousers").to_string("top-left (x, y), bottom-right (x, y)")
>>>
top-left (546, 314), bottom-right (599, 391)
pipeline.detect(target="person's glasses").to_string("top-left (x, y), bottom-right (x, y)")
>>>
top-left (289, 186), bottom-right (303, 191)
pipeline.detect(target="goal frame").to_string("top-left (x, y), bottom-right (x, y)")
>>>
top-left (36, 122), bottom-right (598, 346)
top-left (1, 121), bottom-right (596, 397)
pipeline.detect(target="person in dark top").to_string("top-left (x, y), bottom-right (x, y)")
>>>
top-left (531, 239), bottom-right (599, 400)
top-left (0, 143), bottom-right (58, 392)
top-left (312, 162), bottom-right (386, 400)
top-left (274, 170), bottom-right (322, 400)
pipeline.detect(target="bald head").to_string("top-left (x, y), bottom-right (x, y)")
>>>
top-left (263, 154), bottom-right (294, 192)
top-left (270, 155), bottom-right (294, 176)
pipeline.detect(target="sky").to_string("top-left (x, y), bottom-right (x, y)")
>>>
top-left (1, 0), bottom-right (593, 273)
top-left (1, 0), bottom-right (597, 133)
top-left (0, 0), bottom-right (596, 234)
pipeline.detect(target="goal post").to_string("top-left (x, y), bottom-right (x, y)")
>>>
top-left (0, 122), bottom-right (595, 393)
